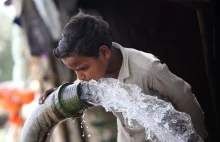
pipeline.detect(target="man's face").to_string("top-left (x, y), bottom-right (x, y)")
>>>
top-left (62, 46), bottom-right (111, 81)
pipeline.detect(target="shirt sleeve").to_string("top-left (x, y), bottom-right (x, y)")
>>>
top-left (146, 60), bottom-right (208, 139)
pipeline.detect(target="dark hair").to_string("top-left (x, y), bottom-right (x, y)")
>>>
top-left (53, 12), bottom-right (112, 58)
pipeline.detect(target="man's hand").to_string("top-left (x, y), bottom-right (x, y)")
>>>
top-left (38, 88), bottom-right (57, 104)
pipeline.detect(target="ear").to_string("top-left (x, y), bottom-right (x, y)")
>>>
top-left (99, 45), bottom-right (111, 59)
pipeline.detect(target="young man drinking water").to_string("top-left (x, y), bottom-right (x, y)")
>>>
top-left (39, 12), bottom-right (208, 142)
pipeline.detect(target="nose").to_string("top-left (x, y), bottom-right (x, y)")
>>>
top-left (80, 76), bottom-right (86, 81)
top-left (76, 72), bottom-right (86, 81)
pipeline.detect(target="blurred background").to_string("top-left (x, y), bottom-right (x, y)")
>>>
top-left (0, 0), bottom-right (217, 142)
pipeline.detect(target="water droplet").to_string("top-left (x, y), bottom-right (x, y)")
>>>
top-left (82, 131), bottom-right (85, 137)
top-left (82, 113), bottom-right (86, 118)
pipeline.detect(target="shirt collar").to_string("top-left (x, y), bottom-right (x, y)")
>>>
top-left (112, 42), bottom-right (130, 81)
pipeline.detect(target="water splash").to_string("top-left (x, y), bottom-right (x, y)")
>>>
top-left (81, 112), bottom-right (92, 138)
top-left (79, 78), bottom-right (203, 142)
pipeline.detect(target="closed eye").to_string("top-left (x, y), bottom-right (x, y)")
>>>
top-left (76, 66), bottom-right (89, 71)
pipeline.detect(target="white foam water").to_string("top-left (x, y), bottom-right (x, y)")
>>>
top-left (79, 78), bottom-right (203, 142)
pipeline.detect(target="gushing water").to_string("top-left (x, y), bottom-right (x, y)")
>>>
top-left (79, 78), bottom-right (203, 142)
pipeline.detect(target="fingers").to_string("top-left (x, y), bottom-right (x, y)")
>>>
top-left (38, 88), bottom-right (57, 104)
top-left (38, 95), bottom-right (44, 104)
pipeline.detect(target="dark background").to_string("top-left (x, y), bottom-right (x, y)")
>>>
top-left (76, 0), bottom-right (218, 141)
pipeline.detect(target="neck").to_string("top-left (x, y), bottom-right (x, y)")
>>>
top-left (105, 47), bottom-right (123, 78)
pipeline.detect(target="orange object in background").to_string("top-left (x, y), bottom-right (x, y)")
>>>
top-left (0, 86), bottom-right (35, 126)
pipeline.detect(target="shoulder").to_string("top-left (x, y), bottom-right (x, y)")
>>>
top-left (125, 48), bottom-right (160, 71)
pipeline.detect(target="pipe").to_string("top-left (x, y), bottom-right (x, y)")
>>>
top-left (20, 82), bottom-right (92, 142)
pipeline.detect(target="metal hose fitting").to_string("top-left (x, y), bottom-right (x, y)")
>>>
top-left (20, 82), bottom-right (92, 142)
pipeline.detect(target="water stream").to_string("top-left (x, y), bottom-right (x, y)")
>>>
top-left (79, 78), bottom-right (203, 142)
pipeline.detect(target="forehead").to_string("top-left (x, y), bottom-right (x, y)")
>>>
top-left (62, 55), bottom-right (94, 66)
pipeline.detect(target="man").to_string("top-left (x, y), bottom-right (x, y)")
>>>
top-left (39, 12), bottom-right (208, 141)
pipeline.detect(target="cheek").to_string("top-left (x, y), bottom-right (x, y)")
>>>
top-left (86, 64), bottom-right (106, 80)
top-left (88, 68), bottom-right (104, 80)
top-left (96, 61), bottom-right (107, 75)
